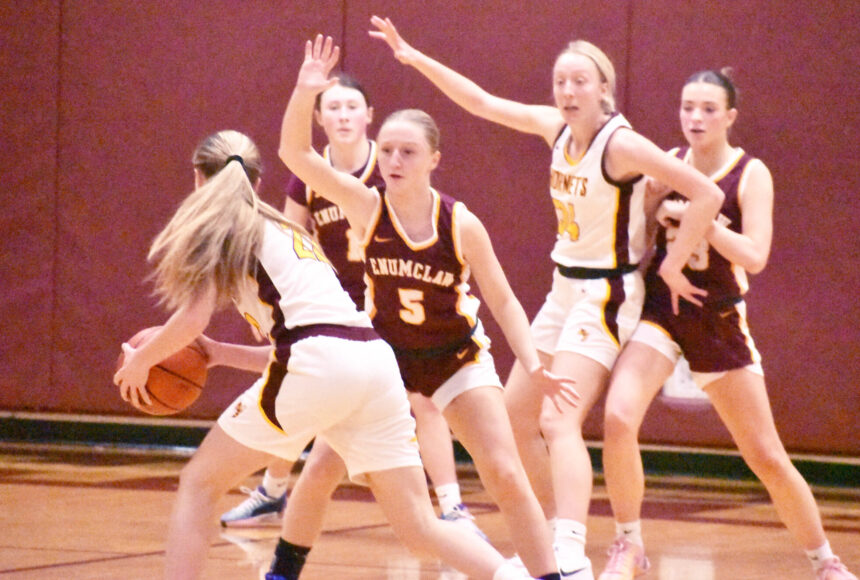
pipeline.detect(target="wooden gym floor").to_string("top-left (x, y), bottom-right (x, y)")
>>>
top-left (0, 443), bottom-right (857, 579)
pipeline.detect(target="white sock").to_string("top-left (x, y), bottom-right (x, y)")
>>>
top-left (615, 520), bottom-right (643, 547)
top-left (806, 541), bottom-right (835, 570)
top-left (555, 518), bottom-right (587, 563)
top-left (261, 470), bottom-right (290, 498)
top-left (548, 516), bottom-right (559, 534)
top-left (435, 483), bottom-right (462, 515)
top-left (493, 559), bottom-right (530, 580)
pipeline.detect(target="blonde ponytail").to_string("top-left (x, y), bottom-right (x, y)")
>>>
top-left (148, 130), bottom-right (311, 311)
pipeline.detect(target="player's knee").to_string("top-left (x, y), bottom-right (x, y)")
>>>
top-left (743, 444), bottom-right (792, 482)
top-left (604, 402), bottom-right (639, 440)
top-left (390, 515), bottom-right (437, 558)
top-left (177, 460), bottom-right (223, 500)
top-left (477, 455), bottom-right (522, 496)
top-left (539, 405), bottom-right (580, 442)
top-left (303, 454), bottom-right (345, 488)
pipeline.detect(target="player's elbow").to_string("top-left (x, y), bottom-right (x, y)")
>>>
top-left (745, 254), bottom-right (769, 275)
top-left (278, 145), bottom-right (296, 167)
top-left (278, 146), bottom-right (308, 177)
top-left (460, 92), bottom-right (496, 119)
top-left (707, 187), bottom-right (726, 214)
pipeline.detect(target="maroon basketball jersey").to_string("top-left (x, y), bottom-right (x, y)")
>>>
top-left (647, 147), bottom-right (754, 306)
top-left (285, 141), bottom-right (383, 308)
top-left (364, 189), bottom-right (478, 354)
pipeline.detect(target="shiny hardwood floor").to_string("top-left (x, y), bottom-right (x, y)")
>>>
top-left (0, 443), bottom-right (857, 579)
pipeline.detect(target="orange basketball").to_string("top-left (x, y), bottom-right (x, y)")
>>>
top-left (117, 326), bottom-right (208, 416)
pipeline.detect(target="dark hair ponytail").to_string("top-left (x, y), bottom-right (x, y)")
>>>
top-left (314, 72), bottom-right (371, 111)
top-left (685, 68), bottom-right (738, 109)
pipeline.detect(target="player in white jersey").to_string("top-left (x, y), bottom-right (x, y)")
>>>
top-left (113, 130), bottom-right (534, 580)
top-left (370, 18), bottom-right (724, 578)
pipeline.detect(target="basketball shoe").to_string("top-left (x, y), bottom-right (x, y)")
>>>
top-left (597, 538), bottom-right (650, 580)
top-left (507, 554), bottom-right (571, 579)
top-left (440, 503), bottom-right (489, 541)
top-left (817, 557), bottom-right (858, 580)
top-left (557, 552), bottom-right (594, 579)
top-left (220, 485), bottom-right (286, 527)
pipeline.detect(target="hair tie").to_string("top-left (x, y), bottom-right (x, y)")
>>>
top-left (225, 154), bottom-right (244, 167)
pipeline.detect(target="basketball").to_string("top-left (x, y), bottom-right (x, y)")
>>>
top-left (117, 326), bottom-right (208, 416)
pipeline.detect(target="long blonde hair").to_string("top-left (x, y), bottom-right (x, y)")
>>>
top-left (148, 130), bottom-right (302, 310)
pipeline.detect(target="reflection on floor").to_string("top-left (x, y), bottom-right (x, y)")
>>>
top-left (0, 443), bottom-right (857, 579)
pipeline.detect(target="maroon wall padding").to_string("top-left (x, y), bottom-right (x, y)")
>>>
top-left (0, 1), bottom-right (61, 410)
top-left (1, 2), bottom-right (857, 454)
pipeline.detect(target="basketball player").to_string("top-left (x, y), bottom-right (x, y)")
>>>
top-left (113, 129), bottom-right (532, 580)
top-left (598, 70), bottom-right (857, 580)
top-left (220, 74), bottom-right (484, 541)
top-left (279, 35), bottom-right (581, 580)
top-left (369, 17), bottom-right (724, 579)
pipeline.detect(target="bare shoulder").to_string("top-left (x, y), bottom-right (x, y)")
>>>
top-left (746, 157), bottom-right (774, 183)
top-left (607, 126), bottom-right (660, 159)
top-left (455, 203), bottom-right (487, 239)
top-left (454, 202), bottom-right (494, 262)
top-left (739, 157), bottom-right (774, 205)
top-left (605, 127), bottom-right (664, 181)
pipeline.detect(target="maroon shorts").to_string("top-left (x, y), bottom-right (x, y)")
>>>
top-left (640, 291), bottom-right (756, 374)
top-left (391, 336), bottom-right (481, 398)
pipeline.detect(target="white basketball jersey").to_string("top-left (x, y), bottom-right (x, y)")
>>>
top-left (549, 113), bottom-right (647, 269)
top-left (233, 220), bottom-right (371, 342)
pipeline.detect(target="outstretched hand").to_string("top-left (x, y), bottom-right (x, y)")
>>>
top-left (369, 16), bottom-right (418, 65)
top-left (658, 262), bottom-right (707, 314)
top-left (113, 342), bottom-right (153, 409)
top-left (297, 34), bottom-right (341, 95)
top-left (530, 365), bottom-right (580, 413)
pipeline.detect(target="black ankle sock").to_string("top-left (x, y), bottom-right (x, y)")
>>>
top-left (269, 538), bottom-right (311, 579)
top-left (538, 574), bottom-right (561, 580)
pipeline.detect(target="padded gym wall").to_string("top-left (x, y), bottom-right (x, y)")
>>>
top-left (1, 1), bottom-right (857, 455)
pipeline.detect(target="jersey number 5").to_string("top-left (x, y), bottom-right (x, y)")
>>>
top-left (398, 288), bottom-right (426, 325)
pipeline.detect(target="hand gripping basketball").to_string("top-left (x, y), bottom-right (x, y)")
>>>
top-left (115, 327), bottom-right (208, 415)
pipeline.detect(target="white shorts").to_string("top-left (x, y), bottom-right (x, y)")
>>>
top-left (531, 268), bottom-right (644, 370)
top-left (630, 321), bottom-right (764, 390)
top-left (218, 335), bottom-right (421, 485)
top-left (429, 326), bottom-right (503, 411)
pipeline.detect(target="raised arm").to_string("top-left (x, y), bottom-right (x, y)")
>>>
top-left (606, 129), bottom-right (725, 312)
top-left (369, 16), bottom-right (563, 146)
top-left (279, 35), bottom-right (378, 238)
top-left (457, 207), bottom-right (579, 410)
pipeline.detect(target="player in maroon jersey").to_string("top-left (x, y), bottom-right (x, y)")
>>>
top-left (279, 35), bottom-right (581, 580)
top-left (223, 74), bottom-right (484, 542)
top-left (598, 70), bottom-right (856, 580)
